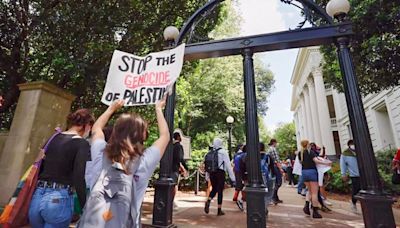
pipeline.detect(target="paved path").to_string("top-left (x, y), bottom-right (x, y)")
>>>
top-left (141, 185), bottom-right (400, 227)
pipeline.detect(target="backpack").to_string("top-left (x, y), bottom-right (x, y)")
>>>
top-left (239, 153), bottom-right (247, 178)
top-left (260, 153), bottom-right (270, 178)
top-left (77, 153), bottom-right (140, 228)
top-left (204, 148), bottom-right (222, 173)
top-left (233, 152), bottom-right (245, 173)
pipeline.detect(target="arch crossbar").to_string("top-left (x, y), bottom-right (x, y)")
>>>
top-left (176, 0), bottom-right (334, 45)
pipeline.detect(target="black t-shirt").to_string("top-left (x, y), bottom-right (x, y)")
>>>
top-left (172, 142), bottom-right (188, 173)
top-left (39, 133), bottom-right (90, 207)
top-left (300, 149), bottom-right (317, 170)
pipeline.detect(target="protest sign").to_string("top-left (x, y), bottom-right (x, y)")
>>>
top-left (101, 44), bottom-right (185, 106)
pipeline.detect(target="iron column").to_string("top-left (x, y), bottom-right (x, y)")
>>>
top-left (242, 48), bottom-right (267, 228)
top-left (336, 36), bottom-right (395, 228)
top-left (228, 123), bottom-right (233, 159)
top-left (152, 39), bottom-right (177, 228)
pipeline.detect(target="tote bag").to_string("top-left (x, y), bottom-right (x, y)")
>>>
top-left (0, 129), bottom-right (61, 227)
top-left (293, 155), bottom-right (302, 176)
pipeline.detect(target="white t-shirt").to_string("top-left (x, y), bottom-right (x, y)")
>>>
top-left (89, 139), bottom-right (161, 227)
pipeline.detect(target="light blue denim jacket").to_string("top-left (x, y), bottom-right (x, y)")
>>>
top-left (340, 154), bottom-right (360, 177)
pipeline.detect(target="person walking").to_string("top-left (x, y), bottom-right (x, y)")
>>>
top-left (260, 143), bottom-right (275, 214)
top-left (310, 143), bottom-right (332, 211)
top-left (286, 151), bottom-right (295, 187)
top-left (204, 138), bottom-right (235, 216)
top-left (340, 139), bottom-right (361, 214)
top-left (29, 109), bottom-right (94, 228)
top-left (300, 140), bottom-right (332, 218)
top-left (171, 132), bottom-right (188, 209)
top-left (232, 144), bottom-right (246, 210)
top-left (267, 139), bottom-right (284, 204)
top-left (78, 98), bottom-right (169, 227)
top-left (393, 148), bottom-right (400, 184)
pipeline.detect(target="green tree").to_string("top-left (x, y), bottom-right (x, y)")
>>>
top-left (315, 0), bottom-right (400, 94)
top-left (273, 122), bottom-right (296, 158)
top-left (175, 2), bottom-right (275, 150)
top-left (0, 0), bottom-right (222, 129)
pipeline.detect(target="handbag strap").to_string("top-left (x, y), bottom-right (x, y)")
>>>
top-left (33, 128), bottom-right (62, 167)
top-left (42, 127), bottom-right (62, 152)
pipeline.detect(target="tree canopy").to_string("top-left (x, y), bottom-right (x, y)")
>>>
top-left (175, 1), bottom-right (275, 150)
top-left (273, 122), bottom-right (296, 158)
top-left (0, 0), bottom-right (222, 129)
top-left (315, 0), bottom-right (400, 94)
top-left (1, 0), bottom-right (275, 153)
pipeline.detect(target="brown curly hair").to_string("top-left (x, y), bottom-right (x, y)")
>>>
top-left (67, 109), bottom-right (95, 128)
top-left (105, 113), bottom-right (148, 174)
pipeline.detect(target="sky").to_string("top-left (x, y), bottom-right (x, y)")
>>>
top-left (235, 0), bottom-right (305, 132)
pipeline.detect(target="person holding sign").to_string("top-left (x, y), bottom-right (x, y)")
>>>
top-left (78, 97), bottom-right (169, 227)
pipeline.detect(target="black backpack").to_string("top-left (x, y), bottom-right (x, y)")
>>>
top-left (204, 148), bottom-right (222, 173)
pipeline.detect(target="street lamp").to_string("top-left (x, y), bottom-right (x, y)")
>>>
top-left (152, 25), bottom-right (180, 228)
top-left (163, 26), bottom-right (180, 46)
top-left (326, 0), bottom-right (350, 18)
top-left (226, 115), bottom-right (234, 159)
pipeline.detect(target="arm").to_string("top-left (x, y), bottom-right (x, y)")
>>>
top-left (224, 151), bottom-right (235, 182)
top-left (91, 100), bottom-right (124, 142)
top-left (151, 96), bottom-right (169, 157)
top-left (321, 146), bottom-right (326, 157)
top-left (340, 155), bottom-right (348, 177)
top-left (72, 140), bottom-right (90, 207)
top-left (312, 156), bottom-right (332, 165)
top-left (179, 145), bottom-right (188, 170)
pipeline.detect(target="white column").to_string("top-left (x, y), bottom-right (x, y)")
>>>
top-left (294, 111), bottom-right (302, 150)
top-left (307, 79), bottom-right (322, 145)
top-left (300, 94), bottom-right (309, 139)
top-left (313, 68), bottom-right (336, 156)
top-left (304, 85), bottom-right (315, 141)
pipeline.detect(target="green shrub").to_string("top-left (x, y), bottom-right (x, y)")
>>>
top-left (326, 162), bottom-right (351, 193)
top-left (325, 149), bottom-right (400, 195)
top-left (148, 149), bottom-right (210, 191)
top-left (179, 149), bottom-right (209, 190)
top-left (376, 149), bottom-right (400, 194)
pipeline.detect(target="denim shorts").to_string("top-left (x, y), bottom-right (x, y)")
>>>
top-left (302, 169), bottom-right (318, 182)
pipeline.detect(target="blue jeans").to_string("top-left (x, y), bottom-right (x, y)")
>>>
top-left (297, 174), bottom-right (304, 194)
top-left (29, 187), bottom-right (73, 228)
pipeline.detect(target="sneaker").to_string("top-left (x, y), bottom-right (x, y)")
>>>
top-left (350, 202), bottom-right (358, 214)
top-left (276, 199), bottom-right (283, 204)
top-left (324, 200), bottom-right (333, 206)
top-left (236, 200), bottom-right (244, 211)
top-left (204, 201), bottom-right (210, 214)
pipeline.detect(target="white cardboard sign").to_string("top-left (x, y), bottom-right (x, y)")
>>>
top-left (101, 44), bottom-right (185, 106)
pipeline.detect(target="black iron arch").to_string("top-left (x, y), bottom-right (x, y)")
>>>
top-left (176, 0), bottom-right (334, 45)
top-left (152, 1), bottom-right (396, 227)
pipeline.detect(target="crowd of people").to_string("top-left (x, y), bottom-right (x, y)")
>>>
top-left (202, 137), bottom-right (400, 220)
top-left (16, 94), bottom-right (400, 226)
top-left (28, 98), bottom-right (169, 227)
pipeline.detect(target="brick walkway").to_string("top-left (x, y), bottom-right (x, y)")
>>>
top-left (141, 185), bottom-right (400, 227)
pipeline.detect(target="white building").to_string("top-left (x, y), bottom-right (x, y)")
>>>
top-left (290, 47), bottom-right (400, 157)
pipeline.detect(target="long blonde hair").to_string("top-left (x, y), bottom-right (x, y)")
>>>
top-left (300, 139), bottom-right (309, 162)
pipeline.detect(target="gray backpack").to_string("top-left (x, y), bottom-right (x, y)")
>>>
top-left (78, 153), bottom-right (140, 228)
